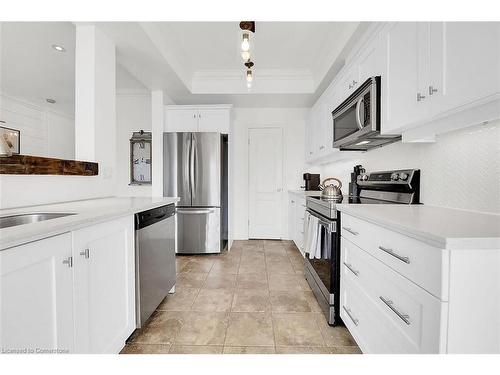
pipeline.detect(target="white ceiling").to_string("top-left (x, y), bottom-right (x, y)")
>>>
top-left (103, 21), bottom-right (366, 106)
top-left (1, 22), bottom-right (76, 115)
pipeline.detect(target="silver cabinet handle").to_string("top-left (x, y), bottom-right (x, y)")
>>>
top-left (309, 151), bottom-right (313, 155)
top-left (379, 296), bottom-right (410, 325)
top-left (342, 306), bottom-right (359, 326)
top-left (80, 248), bottom-right (90, 259)
top-left (378, 246), bottom-right (410, 264)
top-left (62, 256), bottom-right (73, 268)
top-left (342, 226), bottom-right (359, 236)
top-left (429, 86), bottom-right (438, 95)
top-left (417, 92), bottom-right (426, 101)
top-left (352, 80), bottom-right (358, 86)
top-left (319, 145), bottom-right (325, 150)
top-left (291, 200), bottom-right (295, 203)
top-left (343, 262), bottom-right (359, 276)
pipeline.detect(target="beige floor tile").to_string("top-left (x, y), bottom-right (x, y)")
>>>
top-left (313, 313), bottom-right (357, 347)
top-left (268, 274), bottom-right (303, 291)
top-left (203, 273), bottom-right (237, 289)
top-left (181, 259), bottom-right (215, 273)
top-left (120, 343), bottom-right (171, 354)
top-left (223, 346), bottom-right (276, 354)
top-left (303, 291), bottom-right (323, 312)
top-left (238, 260), bottom-right (267, 274)
top-left (231, 289), bottom-right (271, 312)
top-left (265, 247), bottom-right (288, 257)
top-left (270, 291), bottom-right (318, 312)
top-left (330, 346), bottom-right (362, 354)
top-left (272, 313), bottom-right (325, 347)
top-left (192, 289), bottom-right (234, 312)
top-left (173, 312), bottom-right (229, 345)
top-left (275, 346), bottom-right (331, 354)
top-left (236, 273), bottom-right (269, 289)
top-left (225, 312), bottom-right (275, 346)
top-left (265, 254), bottom-right (290, 264)
top-left (129, 311), bottom-right (184, 345)
top-left (169, 345), bottom-right (223, 354)
top-left (266, 261), bottom-right (295, 275)
top-left (241, 252), bottom-right (266, 262)
top-left (176, 272), bottom-right (208, 289)
top-left (157, 288), bottom-right (199, 311)
top-left (210, 259), bottom-right (240, 274)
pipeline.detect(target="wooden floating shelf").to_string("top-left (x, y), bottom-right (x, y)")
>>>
top-left (0, 155), bottom-right (98, 176)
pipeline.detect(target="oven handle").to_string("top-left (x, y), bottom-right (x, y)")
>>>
top-left (306, 208), bottom-right (336, 233)
top-left (355, 97), bottom-right (364, 130)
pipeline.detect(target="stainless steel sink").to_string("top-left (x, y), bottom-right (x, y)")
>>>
top-left (0, 212), bottom-right (77, 229)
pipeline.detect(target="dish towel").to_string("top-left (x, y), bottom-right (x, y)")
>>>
top-left (304, 212), bottom-right (321, 259)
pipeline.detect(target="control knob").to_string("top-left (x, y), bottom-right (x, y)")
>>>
top-left (390, 172), bottom-right (400, 181)
top-left (360, 174), bottom-right (369, 181)
top-left (399, 172), bottom-right (409, 181)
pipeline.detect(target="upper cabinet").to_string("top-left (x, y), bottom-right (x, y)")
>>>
top-left (165, 105), bottom-right (231, 133)
top-left (381, 22), bottom-right (500, 136)
top-left (306, 22), bottom-right (500, 164)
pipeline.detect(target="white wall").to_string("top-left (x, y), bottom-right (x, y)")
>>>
top-left (0, 93), bottom-right (75, 159)
top-left (316, 121), bottom-right (500, 214)
top-left (231, 107), bottom-right (310, 240)
top-left (116, 93), bottom-right (152, 196)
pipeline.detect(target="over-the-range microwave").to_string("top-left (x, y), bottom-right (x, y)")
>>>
top-left (332, 76), bottom-right (401, 151)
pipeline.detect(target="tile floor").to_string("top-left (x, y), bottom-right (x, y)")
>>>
top-left (121, 240), bottom-right (361, 354)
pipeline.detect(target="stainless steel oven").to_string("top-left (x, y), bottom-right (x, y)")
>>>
top-left (304, 208), bottom-right (340, 326)
top-left (332, 76), bottom-right (400, 151)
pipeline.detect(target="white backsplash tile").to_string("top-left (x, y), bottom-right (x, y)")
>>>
top-left (319, 121), bottom-right (500, 214)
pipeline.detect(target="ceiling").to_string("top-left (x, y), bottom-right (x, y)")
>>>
top-left (102, 21), bottom-right (365, 106)
top-left (1, 22), bottom-right (76, 115)
top-left (1, 22), bottom-right (367, 111)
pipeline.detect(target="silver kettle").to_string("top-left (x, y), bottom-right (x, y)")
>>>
top-left (319, 178), bottom-right (343, 200)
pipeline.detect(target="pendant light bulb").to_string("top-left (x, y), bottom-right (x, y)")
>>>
top-left (241, 50), bottom-right (251, 61)
top-left (246, 69), bottom-right (253, 83)
top-left (241, 33), bottom-right (250, 52)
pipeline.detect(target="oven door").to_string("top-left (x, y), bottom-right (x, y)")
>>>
top-left (305, 209), bottom-right (338, 294)
top-left (332, 76), bottom-right (379, 149)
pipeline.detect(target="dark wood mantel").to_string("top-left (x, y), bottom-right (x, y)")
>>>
top-left (0, 155), bottom-right (98, 176)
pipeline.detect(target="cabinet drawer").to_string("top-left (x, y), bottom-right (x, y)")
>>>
top-left (341, 213), bottom-right (448, 299)
top-left (341, 238), bottom-right (447, 353)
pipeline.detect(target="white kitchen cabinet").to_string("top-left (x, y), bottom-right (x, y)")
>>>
top-left (428, 22), bottom-right (500, 116)
top-left (165, 105), bottom-right (231, 133)
top-left (72, 216), bottom-right (135, 354)
top-left (165, 108), bottom-right (198, 132)
top-left (0, 234), bottom-right (75, 353)
top-left (288, 194), bottom-right (306, 255)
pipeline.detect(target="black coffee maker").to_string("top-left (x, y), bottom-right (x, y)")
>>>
top-left (349, 165), bottom-right (365, 198)
top-left (303, 173), bottom-right (320, 191)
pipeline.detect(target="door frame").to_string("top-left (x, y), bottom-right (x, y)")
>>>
top-left (247, 126), bottom-right (285, 239)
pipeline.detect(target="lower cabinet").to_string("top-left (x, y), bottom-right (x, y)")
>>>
top-left (0, 233), bottom-right (75, 353)
top-left (0, 216), bottom-right (136, 354)
top-left (72, 216), bottom-right (135, 353)
top-left (288, 195), bottom-right (306, 255)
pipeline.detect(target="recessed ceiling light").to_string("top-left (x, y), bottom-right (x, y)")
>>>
top-left (52, 44), bottom-right (66, 52)
top-left (46, 98), bottom-right (56, 104)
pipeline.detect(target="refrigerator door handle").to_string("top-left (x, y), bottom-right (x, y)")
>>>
top-left (190, 133), bottom-right (197, 201)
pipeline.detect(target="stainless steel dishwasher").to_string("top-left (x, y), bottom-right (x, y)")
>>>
top-left (135, 204), bottom-right (176, 327)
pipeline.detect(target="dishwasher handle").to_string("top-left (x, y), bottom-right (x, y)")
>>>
top-left (136, 204), bottom-right (175, 230)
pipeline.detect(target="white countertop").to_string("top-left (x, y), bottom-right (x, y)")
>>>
top-left (336, 204), bottom-right (500, 250)
top-left (0, 197), bottom-right (179, 251)
top-left (288, 190), bottom-right (322, 197)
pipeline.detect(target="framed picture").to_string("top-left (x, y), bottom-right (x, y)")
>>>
top-left (0, 126), bottom-right (20, 155)
top-left (129, 130), bottom-right (152, 185)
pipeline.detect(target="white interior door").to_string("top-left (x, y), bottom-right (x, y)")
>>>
top-left (248, 127), bottom-right (283, 239)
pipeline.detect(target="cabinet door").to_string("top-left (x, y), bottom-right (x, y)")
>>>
top-left (197, 108), bottom-right (230, 133)
top-left (381, 22), bottom-right (427, 134)
top-left (429, 22), bottom-right (500, 115)
top-left (305, 108), bottom-right (316, 161)
top-left (165, 108), bottom-right (198, 132)
top-left (1, 234), bottom-right (74, 353)
top-left (73, 216), bottom-right (135, 353)
top-left (288, 198), bottom-right (297, 241)
top-left (357, 33), bottom-right (383, 83)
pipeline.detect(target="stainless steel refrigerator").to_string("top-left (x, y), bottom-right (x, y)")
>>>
top-left (163, 132), bottom-right (228, 254)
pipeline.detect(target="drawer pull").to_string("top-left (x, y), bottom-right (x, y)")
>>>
top-left (342, 306), bottom-right (359, 326)
top-left (343, 262), bottom-right (359, 276)
top-left (379, 296), bottom-right (410, 325)
top-left (342, 227), bottom-right (359, 236)
top-left (378, 246), bottom-right (410, 264)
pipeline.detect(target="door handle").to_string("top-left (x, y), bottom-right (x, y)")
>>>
top-left (177, 208), bottom-right (216, 215)
top-left (355, 97), bottom-right (364, 129)
top-left (79, 248), bottom-right (90, 259)
top-left (62, 256), bottom-right (73, 268)
top-left (380, 296), bottom-right (410, 325)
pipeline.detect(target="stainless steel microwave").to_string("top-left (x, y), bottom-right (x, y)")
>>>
top-left (332, 76), bottom-right (400, 151)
